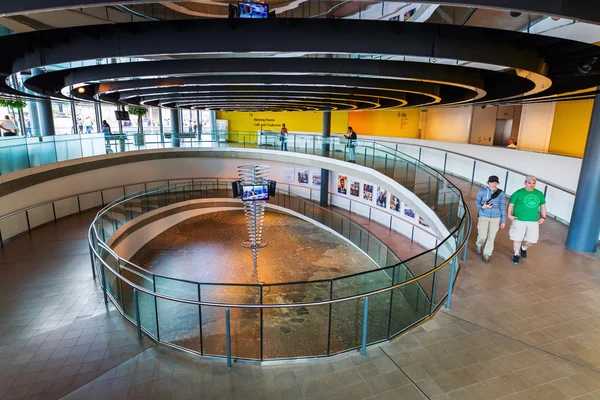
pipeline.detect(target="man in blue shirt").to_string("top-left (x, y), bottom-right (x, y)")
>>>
top-left (475, 175), bottom-right (506, 263)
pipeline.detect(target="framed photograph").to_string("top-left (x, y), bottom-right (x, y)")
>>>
top-left (337, 175), bottom-right (348, 195)
top-left (349, 178), bottom-right (360, 197)
top-left (390, 194), bottom-right (401, 212)
top-left (418, 216), bottom-right (430, 228)
top-left (401, 202), bottom-right (417, 221)
top-left (376, 187), bottom-right (387, 208)
top-left (311, 169), bottom-right (321, 187)
top-left (363, 184), bottom-right (374, 202)
top-left (297, 167), bottom-right (309, 184)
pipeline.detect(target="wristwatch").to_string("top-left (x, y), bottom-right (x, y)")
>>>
top-left (540, 216), bottom-right (546, 219)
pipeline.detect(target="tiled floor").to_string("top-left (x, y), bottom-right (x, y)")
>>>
top-left (1, 177), bottom-right (600, 399)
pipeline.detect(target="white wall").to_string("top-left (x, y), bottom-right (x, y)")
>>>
top-left (354, 135), bottom-right (581, 193)
top-left (517, 103), bottom-right (556, 152)
top-left (422, 106), bottom-right (473, 143)
top-left (0, 148), bottom-right (450, 241)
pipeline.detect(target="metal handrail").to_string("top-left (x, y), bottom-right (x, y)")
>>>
top-left (260, 131), bottom-right (576, 195)
top-left (93, 184), bottom-right (404, 282)
top-left (92, 183), bottom-right (467, 290)
top-left (379, 139), bottom-right (576, 195)
top-left (89, 219), bottom-right (468, 309)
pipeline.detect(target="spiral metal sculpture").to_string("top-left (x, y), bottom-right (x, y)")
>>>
top-left (238, 165), bottom-right (270, 268)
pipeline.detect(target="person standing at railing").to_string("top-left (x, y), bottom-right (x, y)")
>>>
top-left (344, 126), bottom-right (357, 163)
top-left (102, 120), bottom-right (112, 148)
top-left (475, 175), bottom-right (505, 263)
top-left (508, 175), bottom-right (547, 265)
top-left (0, 115), bottom-right (18, 137)
top-left (280, 123), bottom-right (288, 151)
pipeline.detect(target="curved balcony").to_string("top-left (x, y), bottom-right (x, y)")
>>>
top-left (0, 132), bottom-right (470, 362)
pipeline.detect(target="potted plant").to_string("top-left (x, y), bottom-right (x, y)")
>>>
top-left (128, 106), bottom-right (148, 146)
top-left (0, 98), bottom-right (27, 135)
top-left (118, 135), bottom-right (126, 152)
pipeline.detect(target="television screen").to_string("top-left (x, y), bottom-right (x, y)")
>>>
top-left (241, 185), bottom-right (269, 201)
top-left (268, 180), bottom-right (276, 196)
top-left (114, 111), bottom-right (130, 121)
top-left (232, 180), bottom-right (242, 198)
top-left (238, 2), bottom-right (269, 18)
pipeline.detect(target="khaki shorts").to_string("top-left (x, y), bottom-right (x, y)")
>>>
top-left (509, 220), bottom-right (539, 243)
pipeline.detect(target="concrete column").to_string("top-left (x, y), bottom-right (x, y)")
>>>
top-left (320, 111), bottom-right (331, 207)
top-left (566, 91), bottom-right (600, 253)
top-left (32, 68), bottom-right (55, 136)
top-left (94, 102), bottom-right (102, 133)
top-left (158, 107), bottom-right (164, 144)
top-left (170, 108), bottom-right (180, 147)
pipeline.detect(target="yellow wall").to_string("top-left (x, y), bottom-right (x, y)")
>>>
top-left (217, 111), bottom-right (349, 134)
top-left (347, 109), bottom-right (420, 138)
top-left (548, 100), bottom-right (593, 157)
top-left (422, 107), bottom-right (473, 143)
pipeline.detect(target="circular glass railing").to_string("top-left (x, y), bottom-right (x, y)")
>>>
top-left (0, 131), bottom-right (470, 361)
top-left (87, 138), bottom-right (470, 361)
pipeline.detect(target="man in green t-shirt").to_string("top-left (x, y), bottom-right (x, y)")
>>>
top-left (507, 175), bottom-right (547, 265)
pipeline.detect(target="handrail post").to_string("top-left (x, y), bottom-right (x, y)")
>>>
top-left (89, 236), bottom-right (96, 279)
top-left (226, 308), bottom-right (232, 368)
top-left (25, 210), bottom-right (31, 233)
top-left (443, 153), bottom-right (448, 174)
top-left (384, 154), bottom-right (388, 175)
top-left (361, 296), bottom-right (369, 357)
top-left (100, 263), bottom-right (108, 304)
top-left (133, 288), bottom-right (142, 340)
top-left (445, 258), bottom-right (457, 309)
top-left (471, 160), bottom-right (476, 184)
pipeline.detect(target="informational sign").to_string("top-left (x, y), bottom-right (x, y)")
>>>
top-left (376, 187), bottom-right (387, 208)
top-left (311, 170), bottom-right (321, 187)
top-left (283, 166), bottom-right (295, 183)
top-left (390, 194), bottom-right (401, 212)
top-left (363, 183), bottom-right (374, 202)
top-left (297, 167), bottom-right (309, 184)
top-left (349, 178), bottom-right (360, 197)
top-left (401, 202), bottom-right (417, 222)
top-left (337, 175), bottom-right (348, 195)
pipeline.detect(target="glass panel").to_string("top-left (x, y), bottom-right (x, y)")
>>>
top-left (155, 276), bottom-right (201, 352)
top-left (199, 284), bottom-right (261, 359)
top-left (330, 268), bottom-right (394, 353)
top-left (389, 265), bottom-right (431, 336)
top-left (52, 101), bottom-right (75, 135)
top-left (262, 282), bottom-right (330, 358)
top-left (100, 247), bottom-right (122, 308)
top-left (26, 136), bottom-right (57, 168)
top-left (0, 137), bottom-right (30, 173)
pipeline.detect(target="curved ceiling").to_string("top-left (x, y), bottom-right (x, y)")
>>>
top-left (1, 18), bottom-right (599, 111)
top-left (1, 0), bottom-right (599, 24)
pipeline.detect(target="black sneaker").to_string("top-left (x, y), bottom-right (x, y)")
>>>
top-left (483, 255), bottom-right (490, 263)
top-left (511, 255), bottom-right (520, 265)
top-left (520, 247), bottom-right (527, 259)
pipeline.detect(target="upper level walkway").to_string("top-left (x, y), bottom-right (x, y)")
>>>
top-left (0, 171), bottom-right (599, 399)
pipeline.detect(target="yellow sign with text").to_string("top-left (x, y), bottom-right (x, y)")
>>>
top-left (217, 111), bottom-right (349, 134)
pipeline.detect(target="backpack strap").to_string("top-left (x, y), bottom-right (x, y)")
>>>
top-left (489, 189), bottom-right (503, 200)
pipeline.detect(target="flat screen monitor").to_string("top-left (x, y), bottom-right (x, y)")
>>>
top-left (238, 2), bottom-right (269, 18)
top-left (232, 180), bottom-right (242, 198)
top-left (241, 185), bottom-right (269, 201)
top-left (114, 111), bottom-right (130, 121)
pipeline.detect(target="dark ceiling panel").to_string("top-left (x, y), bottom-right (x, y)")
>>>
top-left (1, 0), bottom-right (598, 23)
